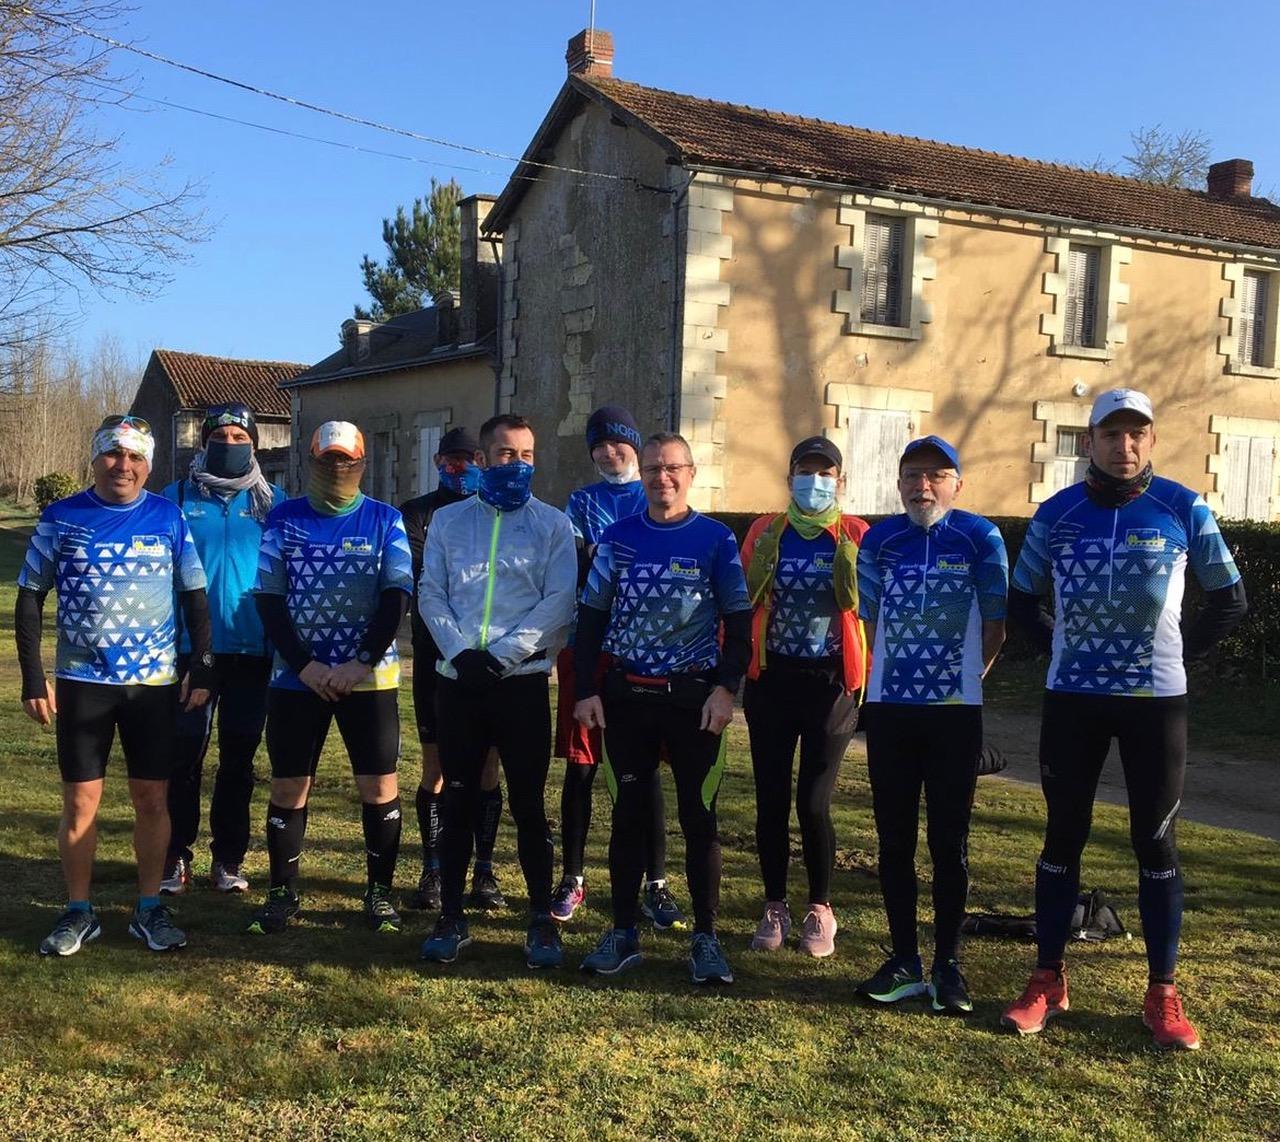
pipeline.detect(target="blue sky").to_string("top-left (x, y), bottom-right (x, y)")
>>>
top-left (70, 0), bottom-right (1280, 367)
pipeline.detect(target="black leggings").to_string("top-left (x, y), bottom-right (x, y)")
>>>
top-left (864, 702), bottom-right (981, 965)
top-left (602, 687), bottom-right (727, 934)
top-left (167, 654), bottom-right (270, 865)
top-left (744, 658), bottom-right (857, 904)
top-left (1035, 690), bottom-right (1187, 979)
top-left (436, 673), bottom-right (553, 919)
top-left (560, 764), bottom-right (666, 882)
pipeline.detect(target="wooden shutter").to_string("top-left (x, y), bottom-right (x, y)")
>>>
top-left (845, 408), bottom-right (911, 513)
top-left (417, 426), bottom-right (442, 495)
top-left (1064, 244), bottom-right (1101, 347)
top-left (1052, 427), bottom-right (1089, 492)
top-left (1238, 271), bottom-right (1269, 366)
top-left (1221, 433), bottom-right (1276, 521)
top-left (860, 215), bottom-right (905, 326)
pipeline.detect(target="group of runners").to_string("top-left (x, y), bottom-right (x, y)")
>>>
top-left (15, 387), bottom-right (1247, 1051)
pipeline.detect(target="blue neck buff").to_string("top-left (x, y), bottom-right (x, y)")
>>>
top-left (437, 460), bottom-right (481, 496)
top-left (478, 461), bottom-right (534, 511)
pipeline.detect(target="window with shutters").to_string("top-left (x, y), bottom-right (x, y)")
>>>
top-left (1063, 244), bottom-right (1101, 348)
top-left (416, 425), bottom-right (442, 495)
top-left (860, 215), bottom-right (905, 327)
top-left (1219, 433), bottom-right (1276, 521)
top-left (1222, 264), bottom-right (1280, 377)
top-left (371, 430), bottom-right (395, 503)
top-left (1238, 271), bottom-right (1270, 367)
top-left (844, 407), bottom-right (913, 514)
top-left (1052, 426), bottom-right (1090, 492)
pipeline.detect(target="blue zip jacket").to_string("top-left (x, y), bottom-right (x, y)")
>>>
top-left (164, 478), bottom-right (286, 655)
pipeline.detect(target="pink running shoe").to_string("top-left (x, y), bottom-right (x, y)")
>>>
top-left (797, 903), bottom-right (838, 958)
top-left (750, 901), bottom-right (791, 951)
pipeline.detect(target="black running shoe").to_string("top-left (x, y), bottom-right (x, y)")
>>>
top-left (364, 884), bottom-right (403, 933)
top-left (406, 868), bottom-right (442, 911)
top-left (856, 953), bottom-right (928, 1003)
top-left (469, 869), bottom-right (507, 911)
top-left (929, 958), bottom-right (974, 1015)
top-left (247, 886), bottom-right (300, 935)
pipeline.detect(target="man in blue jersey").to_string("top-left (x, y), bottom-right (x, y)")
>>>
top-left (161, 402), bottom-right (286, 896)
top-left (1002, 389), bottom-right (1247, 1050)
top-left (400, 427), bottom-right (507, 914)
top-left (855, 435), bottom-right (1008, 1014)
top-left (15, 415), bottom-right (213, 956)
top-left (247, 421), bottom-right (413, 936)
top-left (574, 432), bottom-right (752, 985)
top-left (418, 414), bottom-right (578, 969)
top-left (551, 405), bottom-right (685, 929)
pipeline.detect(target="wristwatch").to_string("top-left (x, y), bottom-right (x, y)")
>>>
top-left (196, 651), bottom-right (214, 670)
top-left (356, 649), bottom-right (374, 666)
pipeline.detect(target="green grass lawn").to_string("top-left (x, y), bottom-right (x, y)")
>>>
top-left (0, 509), bottom-right (1278, 1140)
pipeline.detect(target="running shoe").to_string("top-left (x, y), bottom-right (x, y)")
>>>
top-left (641, 881), bottom-right (687, 931)
top-left (246, 886), bottom-right (301, 935)
top-left (1142, 982), bottom-right (1201, 1051)
top-left (420, 916), bottom-right (471, 963)
top-left (39, 907), bottom-right (101, 957)
top-left (856, 954), bottom-right (928, 1003)
top-left (550, 877), bottom-right (585, 923)
top-left (750, 901), bottom-right (791, 952)
top-left (159, 856), bottom-right (191, 896)
top-left (797, 904), bottom-right (838, 958)
top-left (129, 902), bottom-right (188, 951)
top-left (1001, 966), bottom-right (1070, 1035)
top-left (929, 958), bottom-right (974, 1015)
top-left (580, 928), bottom-right (643, 976)
top-left (405, 868), bottom-right (442, 911)
top-left (211, 862), bottom-right (249, 893)
top-left (524, 915), bottom-right (563, 969)
top-left (364, 884), bottom-right (403, 933)
top-left (469, 869), bottom-right (507, 911)
top-left (689, 932), bottom-right (734, 985)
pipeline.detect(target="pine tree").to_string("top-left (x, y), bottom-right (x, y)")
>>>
top-left (355, 178), bottom-right (463, 321)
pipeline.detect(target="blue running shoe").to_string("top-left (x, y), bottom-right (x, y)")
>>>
top-left (129, 902), bottom-right (188, 952)
top-left (525, 915), bottom-right (563, 969)
top-left (420, 915), bottom-right (471, 964)
top-left (39, 907), bottom-right (101, 957)
top-left (641, 881), bottom-right (687, 931)
top-left (689, 932), bottom-right (733, 985)
top-left (580, 928), bottom-right (642, 976)
top-left (856, 954), bottom-right (928, 1003)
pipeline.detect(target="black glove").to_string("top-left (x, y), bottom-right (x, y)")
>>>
top-left (452, 649), bottom-right (505, 689)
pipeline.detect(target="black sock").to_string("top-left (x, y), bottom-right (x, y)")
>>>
top-left (363, 797), bottom-right (402, 889)
top-left (266, 803), bottom-right (307, 892)
top-left (474, 784), bottom-right (502, 870)
top-left (416, 786), bottom-right (441, 871)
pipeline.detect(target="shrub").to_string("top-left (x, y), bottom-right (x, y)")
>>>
top-left (33, 472), bottom-right (82, 511)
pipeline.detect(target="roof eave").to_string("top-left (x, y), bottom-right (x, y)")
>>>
top-left (281, 343), bottom-right (494, 390)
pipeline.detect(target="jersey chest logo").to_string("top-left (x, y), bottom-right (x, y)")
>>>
top-left (341, 537), bottom-right (373, 555)
top-left (935, 555), bottom-right (970, 574)
top-left (668, 557), bottom-right (701, 580)
top-left (131, 535), bottom-right (166, 556)
top-left (1124, 529), bottom-right (1166, 552)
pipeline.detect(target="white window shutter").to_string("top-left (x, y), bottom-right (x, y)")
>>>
top-left (1238, 271), bottom-right (1268, 366)
top-left (1246, 435), bottom-right (1274, 520)
top-left (860, 215), bottom-right (905, 326)
top-left (417, 426), bottom-right (442, 495)
top-left (845, 408), bottom-right (911, 513)
top-left (1064, 245), bottom-right (1101, 347)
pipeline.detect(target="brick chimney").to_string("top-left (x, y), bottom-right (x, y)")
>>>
top-left (1207, 159), bottom-right (1254, 199)
top-left (566, 28), bottom-right (613, 78)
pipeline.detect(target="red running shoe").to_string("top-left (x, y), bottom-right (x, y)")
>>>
top-left (1001, 966), bottom-right (1070, 1035)
top-left (1143, 983), bottom-right (1201, 1051)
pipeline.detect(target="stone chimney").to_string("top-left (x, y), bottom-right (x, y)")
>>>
top-left (433, 289), bottom-right (459, 348)
top-left (1207, 159), bottom-right (1254, 199)
top-left (459, 194), bottom-right (500, 345)
top-left (340, 318), bottom-right (373, 365)
top-left (566, 28), bottom-right (613, 78)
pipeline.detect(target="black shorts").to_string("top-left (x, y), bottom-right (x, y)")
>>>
top-left (265, 687), bottom-right (401, 779)
top-left (55, 678), bottom-right (178, 783)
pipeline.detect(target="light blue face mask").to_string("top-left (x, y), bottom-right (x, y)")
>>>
top-left (791, 473), bottom-right (838, 514)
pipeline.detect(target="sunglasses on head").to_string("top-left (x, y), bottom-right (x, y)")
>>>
top-left (99, 415), bottom-right (152, 435)
top-left (204, 402), bottom-right (252, 427)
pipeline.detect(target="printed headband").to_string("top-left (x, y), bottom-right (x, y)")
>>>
top-left (92, 425), bottom-right (154, 465)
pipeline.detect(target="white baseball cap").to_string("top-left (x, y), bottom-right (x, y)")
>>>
top-left (310, 420), bottom-right (365, 459)
top-left (1089, 388), bottom-right (1154, 427)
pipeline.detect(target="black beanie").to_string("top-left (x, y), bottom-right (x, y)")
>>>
top-left (202, 402), bottom-right (259, 447)
top-left (585, 405), bottom-right (642, 454)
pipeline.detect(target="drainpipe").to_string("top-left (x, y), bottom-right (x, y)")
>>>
top-left (668, 170), bottom-right (694, 431)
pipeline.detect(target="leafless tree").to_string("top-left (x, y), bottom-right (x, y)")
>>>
top-left (1082, 125), bottom-right (1214, 189)
top-left (0, 1), bottom-right (206, 355)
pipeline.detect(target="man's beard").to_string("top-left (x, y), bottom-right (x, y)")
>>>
top-left (905, 501), bottom-right (946, 528)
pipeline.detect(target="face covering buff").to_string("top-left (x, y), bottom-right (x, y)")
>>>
top-left (308, 458), bottom-right (364, 515)
top-left (478, 461), bottom-right (534, 511)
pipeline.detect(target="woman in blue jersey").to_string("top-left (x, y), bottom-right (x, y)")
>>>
top-left (160, 402), bottom-right (285, 896)
top-left (855, 436), bottom-right (1008, 1015)
top-left (741, 436), bottom-right (869, 958)
top-left (551, 405), bottom-right (685, 930)
top-left (1002, 390), bottom-right (1247, 1050)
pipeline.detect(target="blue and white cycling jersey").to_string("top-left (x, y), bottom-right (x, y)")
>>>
top-left (581, 510), bottom-right (750, 677)
top-left (565, 479), bottom-right (647, 547)
top-left (254, 494), bottom-right (413, 691)
top-left (857, 510), bottom-right (1008, 705)
top-left (766, 527), bottom-right (842, 659)
top-left (1012, 477), bottom-right (1240, 697)
top-left (18, 489), bottom-right (206, 686)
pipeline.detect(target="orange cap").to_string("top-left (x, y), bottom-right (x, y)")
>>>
top-left (310, 420), bottom-right (365, 459)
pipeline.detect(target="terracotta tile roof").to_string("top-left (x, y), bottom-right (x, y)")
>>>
top-left (580, 77), bottom-right (1280, 251)
top-left (152, 349), bottom-right (306, 416)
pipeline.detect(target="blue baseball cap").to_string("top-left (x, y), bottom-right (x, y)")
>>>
top-left (900, 435), bottom-right (961, 474)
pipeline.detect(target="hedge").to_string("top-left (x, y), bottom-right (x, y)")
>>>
top-left (710, 512), bottom-right (1280, 682)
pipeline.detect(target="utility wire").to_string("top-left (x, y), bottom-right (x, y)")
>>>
top-left (25, 6), bottom-right (669, 193)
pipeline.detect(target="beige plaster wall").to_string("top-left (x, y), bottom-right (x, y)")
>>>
top-left (290, 358), bottom-right (495, 502)
top-left (717, 181), bottom-right (1280, 517)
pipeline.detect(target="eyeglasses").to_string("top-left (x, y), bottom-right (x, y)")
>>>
top-left (98, 414), bottom-right (152, 435)
top-left (898, 468), bottom-right (959, 485)
top-left (640, 463), bottom-right (694, 478)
